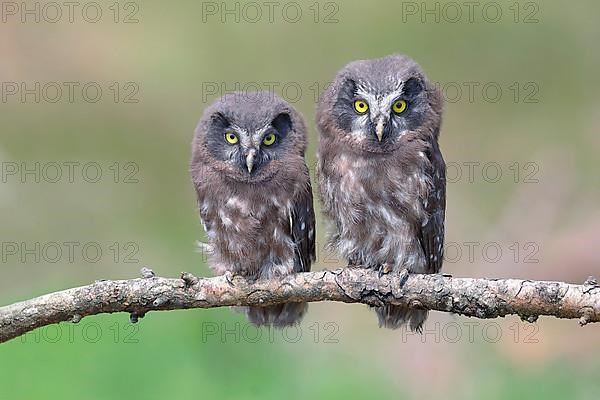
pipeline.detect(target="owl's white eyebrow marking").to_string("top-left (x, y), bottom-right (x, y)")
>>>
top-left (355, 87), bottom-right (404, 119)
top-left (356, 81), bottom-right (376, 93)
top-left (230, 124), bottom-right (249, 136)
top-left (356, 77), bottom-right (403, 94)
top-left (251, 125), bottom-right (270, 145)
top-left (229, 124), bottom-right (269, 149)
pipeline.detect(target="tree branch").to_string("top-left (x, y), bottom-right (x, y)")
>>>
top-left (1, 268), bottom-right (599, 344)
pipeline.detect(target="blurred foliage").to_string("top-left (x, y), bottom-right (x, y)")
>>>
top-left (1, 0), bottom-right (599, 398)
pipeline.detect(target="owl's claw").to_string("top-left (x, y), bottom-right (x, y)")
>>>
top-left (224, 271), bottom-right (236, 286)
top-left (377, 263), bottom-right (394, 278)
top-left (398, 268), bottom-right (410, 287)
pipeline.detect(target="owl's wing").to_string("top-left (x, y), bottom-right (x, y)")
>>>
top-left (288, 179), bottom-right (316, 273)
top-left (418, 137), bottom-right (446, 274)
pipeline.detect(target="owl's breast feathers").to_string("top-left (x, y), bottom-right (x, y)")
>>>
top-left (318, 137), bottom-right (445, 272)
top-left (194, 165), bottom-right (314, 279)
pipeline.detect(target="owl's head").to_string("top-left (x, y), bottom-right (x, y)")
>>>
top-left (317, 54), bottom-right (442, 154)
top-left (193, 91), bottom-right (307, 183)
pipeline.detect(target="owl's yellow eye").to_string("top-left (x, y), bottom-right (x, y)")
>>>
top-left (263, 132), bottom-right (277, 146)
top-left (225, 132), bottom-right (238, 144)
top-left (353, 99), bottom-right (369, 114)
top-left (392, 99), bottom-right (407, 114)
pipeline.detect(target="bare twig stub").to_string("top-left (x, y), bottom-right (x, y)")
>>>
top-left (1, 268), bottom-right (599, 344)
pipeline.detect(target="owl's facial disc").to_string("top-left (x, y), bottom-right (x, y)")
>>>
top-left (335, 77), bottom-right (426, 151)
top-left (355, 89), bottom-right (407, 144)
top-left (223, 125), bottom-right (274, 175)
top-left (207, 112), bottom-right (293, 181)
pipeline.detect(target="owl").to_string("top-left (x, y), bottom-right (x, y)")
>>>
top-left (316, 54), bottom-right (446, 331)
top-left (190, 91), bottom-right (316, 328)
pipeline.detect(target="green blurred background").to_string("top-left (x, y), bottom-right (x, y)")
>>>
top-left (1, 0), bottom-right (599, 398)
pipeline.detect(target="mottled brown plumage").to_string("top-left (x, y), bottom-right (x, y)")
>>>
top-left (316, 54), bottom-right (446, 331)
top-left (191, 91), bottom-right (315, 327)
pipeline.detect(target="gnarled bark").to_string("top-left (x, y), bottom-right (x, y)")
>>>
top-left (1, 268), bottom-right (599, 344)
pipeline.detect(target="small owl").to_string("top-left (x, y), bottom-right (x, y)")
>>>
top-left (316, 54), bottom-right (446, 331)
top-left (191, 91), bottom-right (315, 328)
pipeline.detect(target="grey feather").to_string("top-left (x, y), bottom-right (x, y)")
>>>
top-left (191, 91), bottom-right (315, 328)
top-left (316, 54), bottom-right (446, 331)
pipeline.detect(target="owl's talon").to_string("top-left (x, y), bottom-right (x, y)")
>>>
top-left (224, 271), bottom-right (236, 286)
top-left (398, 268), bottom-right (410, 287)
top-left (377, 263), bottom-right (394, 278)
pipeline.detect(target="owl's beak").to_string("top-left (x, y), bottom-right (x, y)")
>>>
top-left (375, 117), bottom-right (385, 142)
top-left (245, 149), bottom-right (256, 173)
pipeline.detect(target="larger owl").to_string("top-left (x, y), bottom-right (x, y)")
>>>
top-left (316, 54), bottom-right (446, 331)
top-left (191, 91), bottom-right (315, 328)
